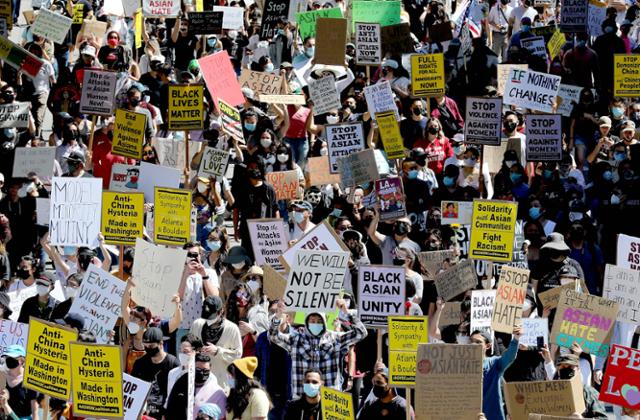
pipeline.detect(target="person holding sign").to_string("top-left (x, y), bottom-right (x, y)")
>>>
top-left (553, 354), bottom-right (608, 418)
top-left (357, 361), bottom-right (414, 420)
top-left (226, 357), bottom-right (270, 419)
top-left (289, 200), bottom-right (315, 242)
top-left (378, 59), bottom-right (410, 100)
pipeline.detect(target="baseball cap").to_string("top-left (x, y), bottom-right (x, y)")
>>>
top-left (3, 345), bottom-right (25, 358)
top-left (143, 327), bottom-right (163, 343)
top-left (598, 116), bottom-right (612, 127)
top-left (80, 45), bottom-right (97, 58)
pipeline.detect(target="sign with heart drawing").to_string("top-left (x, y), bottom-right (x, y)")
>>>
top-left (600, 344), bottom-right (640, 409)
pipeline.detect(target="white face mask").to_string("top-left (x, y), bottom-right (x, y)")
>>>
top-left (128, 321), bottom-right (140, 334)
top-left (505, 160), bottom-right (517, 168)
top-left (277, 153), bottom-right (289, 163)
top-left (65, 287), bottom-right (77, 299)
top-left (568, 212), bottom-right (583, 222)
top-left (178, 353), bottom-right (190, 366)
top-left (456, 334), bottom-right (470, 344)
top-left (326, 115), bottom-right (339, 124)
top-left (246, 279), bottom-right (261, 294)
top-left (232, 262), bottom-right (245, 270)
top-left (320, 147), bottom-right (328, 156)
top-left (611, 194), bottom-right (621, 205)
top-left (197, 182), bottom-right (208, 194)
top-left (260, 138), bottom-right (272, 148)
top-left (36, 284), bottom-right (49, 297)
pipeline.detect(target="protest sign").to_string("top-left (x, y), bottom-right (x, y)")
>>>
top-left (357, 265), bottom-right (405, 327)
top-left (70, 343), bottom-right (123, 418)
top-left (153, 136), bottom-right (198, 171)
top-left (381, 23), bottom-right (414, 56)
top-left (283, 250), bottom-right (349, 313)
top-left (551, 289), bottom-right (618, 357)
top-left (556, 84), bottom-right (583, 117)
top-left (321, 387), bottom-right (354, 420)
top-left (0, 0), bottom-right (10, 30)
top-left (364, 80), bottom-right (400, 121)
top-left (309, 76), bottom-right (341, 116)
top-left (123, 373), bottom-right (152, 420)
top-left (132, 238), bottom-right (188, 317)
top-left (31, 8), bottom-right (72, 44)
top-left (109, 164), bottom-right (139, 192)
top-left (198, 147), bottom-right (231, 179)
top-left (439, 301), bottom-right (462, 327)
top-left (288, 0), bottom-right (306, 22)
top-left (537, 280), bottom-right (587, 309)
top-left (143, 0), bottom-right (180, 16)
top-left (0, 320), bottom-right (28, 355)
top-left (375, 177), bottom-right (406, 221)
top-left (525, 114), bottom-right (562, 161)
top-left (12, 147), bottom-right (55, 178)
top-left (521, 36), bottom-right (547, 58)
top-left (497, 64), bottom-right (528, 96)
top-left (410, 53), bottom-right (445, 97)
top-left (352, 0), bottom-right (401, 30)
top-left (326, 122), bottom-right (364, 173)
top-left (505, 376), bottom-right (585, 420)
top-left (258, 94), bottom-right (306, 105)
top-left (0, 102), bottom-right (29, 128)
top-left (112, 108), bottom-right (145, 159)
top-left (337, 148), bottom-right (379, 188)
top-left (295, 7), bottom-right (342, 40)
top-left (520, 318), bottom-right (549, 347)
top-left (603, 264), bottom-right (640, 324)
top-left (188, 11), bottom-right (223, 34)
top-left (588, 0), bottom-right (606, 37)
top-left (464, 97), bottom-right (502, 146)
top-left (417, 249), bottom-right (457, 279)
top-left (7, 287), bottom-right (36, 321)
top-left (49, 177), bottom-right (102, 247)
top-left (307, 156), bottom-right (341, 186)
top-left (248, 219), bottom-right (289, 272)
top-left (260, 0), bottom-right (289, 39)
top-left (0, 37), bottom-right (43, 78)
top-left (101, 192), bottom-right (144, 246)
top-left (560, 0), bottom-right (588, 32)
top-left (614, 55), bottom-right (640, 97)
top-left (315, 18), bottom-right (348, 66)
top-left (263, 265), bottom-right (287, 299)
top-left (504, 68), bottom-right (561, 113)
top-left (376, 110), bottom-right (405, 159)
top-left (218, 99), bottom-right (243, 140)
top-left (388, 316), bottom-right (428, 386)
top-left (280, 219), bottom-right (348, 271)
top-left (617, 234), bottom-right (640, 270)
top-left (69, 265), bottom-right (125, 345)
top-left (355, 22), bottom-right (381, 65)
top-left (471, 290), bottom-right (496, 336)
top-left (36, 198), bottom-right (49, 225)
top-left (547, 30), bottom-right (566, 60)
top-left (239, 69), bottom-right (283, 97)
top-left (434, 259), bottom-right (477, 301)
top-left (266, 170), bottom-right (300, 201)
top-left (79, 69), bottom-right (117, 115)
top-left (415, 344), bottom-right (483, 419)
top-left (213, 6), bottom-right (244, 29)
top-left (441, 200), bottom-right (472, 225)
top-left (492, 266), bottom-right (530, 333)
top-left (469, 199), bottom-right (518, 262)
top-left (600, 345), bottom-right (640, 409)
top-left (75, 20), bottom-right (108, 50)
top-left (199, 51), bottom-right (244, 108)
top-left (24, 319), bottom-right (77, 399)
top-left (168, 85), bottom-right (204, 130)
top-left (154, 187), bottom-right (191, 246)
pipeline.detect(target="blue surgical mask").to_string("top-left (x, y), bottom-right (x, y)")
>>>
top-left (576, 40), bottom-right (586, 48)
top-left (207, 240), bottom-right (221, 252)
top-left (443, 176), bottom-right (456, 187)
top-left (510, 172), bottom-right (523, 183)
top-left (305, 46), bottom-right (315, 58)
top-left (244, 122), bottom-right (256, 132)
top-left (361, 182), bottom-right (370, 190)
top-left (543, 169), bottom-right (553, 180)
top-left (308, 322), bottom-right (324, 336)
top-left (463, 158), bottom-right (476, 167)
top-left (265, 63), bottom-right (274, 72)
top-left (528, 207), bottom-right (541, 220)
top-left (207, 38), bottom-right (217, 48)
top-left (615, 152), bottom-right (627, 162)
top-left (612, 107), bottom-right (625, 119)
top-left (604, 25), bottom-right (615, 34)
top-left (453, 146), bottom-right (464, 155)
top-left (521, 25), bottom-right (531, 32)
top-left (63, 246), bottom-right (76, 256)
top-left (407, 169), bottom-right (419, 180)
top-left (292, 211), bottom-right (305, 224)
top-left (602, 170), bottom-right (613, 181)
top-left (330, 208), bottom-right (342, 217)
top-left (303, 383), bottom-right (321, 398)
top-left (227, 377), bottom-right (235, 389)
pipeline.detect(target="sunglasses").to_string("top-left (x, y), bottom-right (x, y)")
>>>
top-left (187, 252), bottom-right (200, 259)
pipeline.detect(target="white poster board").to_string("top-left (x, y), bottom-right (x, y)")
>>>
top-left (280, 220), bottom-right (347, 270)
top-left (357, 265), bottom-right (405, 327)
top-left (49, 177), bottom-right (102, 247)
top-left (247, 218), bottom-right (289, 272)
top-left (525, 114), bottom-right (562, 161)
top-left (504, 68), bottom-right (561, 113)
top-left (110, 163), bottom-right (140, 192)
top-left (326, 122), bottom-right (365, 173)
top-left (80, 69), bottom-right (118, 115)
top-left (364, 80), bottom-right (400, 121)
top-left (123, 373), bottom-right (152, 420)
top-left (36, 197), bottom-right (50, 225)
top-left (198, 146), bottom-right (231, 178)
top-left (213, 6), bottom-right (244, 29)
top-left (12, 147), bottom-right (55, 178)
top-left (617, 234), bottom-right (640, 271)
top-left (355, 22), bottom-right (381, 65)
top-left (471, 289), bottom-right (496, 336)
top-left (31, 8), bottom-right (73, 44)
top-left (309, 76), bottom-right (341, 116)
top-left (603, 263), bottom-right (640, 324)
top-left (520, 318), bottom-right (549, 347)
top-left (138, 161), bottom-right (181, 202)
top-left (0, 102), bottom-right (29, 128)
top-left (0, 320), bottom-right (28, 355)
top-left (142, 0), bottom-right (180, 16)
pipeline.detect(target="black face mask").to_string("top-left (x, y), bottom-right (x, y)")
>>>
top-left (129, 97), bottom-right (141, 107)
top-left (392, 258), bottom-right (406, 267)
top-left (249, 169), bottom-right (262, 179)
top-left (504, 121), bottom-right (517, 132)
top-left (195, 368), bottom-right (210, 383)
top-left (381, 69), bottom-right (389, 76)
top-left (5, 357), bottom-right (19, 369)
top-left (15, 269), bottom-right (30, 279)
top-left (427, 127), bottom-right (438, 135)
top-left (416, 158), bottom-right (427, 167)
top-left (500, 0), bottom-right (509, 4)
top-left (372, 384), bottom-right (389, 399)
top-left (412, 107), bottom-right (422, 116)
top-left (393, 223), bottom-right (409, 236)
top-left (2, 92), bottom-right (14, 103)
top-left (558, 368), bottom-right (576, 380)
top-left (145, 346), bottom-right (160, 356)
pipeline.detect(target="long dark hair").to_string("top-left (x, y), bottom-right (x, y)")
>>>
top-left (225, 284), bottom-right (255, 325)
top-left (226, 364), bottom-right (270, 417)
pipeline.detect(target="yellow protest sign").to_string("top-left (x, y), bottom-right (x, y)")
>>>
top-left (410, 53), bottom-right (445, 97)
top-left (375, 110), bottom-right (405, 160)
top-left (154, 187), bottom-right (191, 246)
top-left (614, 54), bottom-right (640, 97)
top-left (321, 387), bottom-right (354, 420)
top-left (547, 30), bottom-right (566, 60)
top-left (24, 318), bottom-right (77, 399)
top-left (72, 3), bottom-right (84, 24)
top-left (389, 350), bottom-right (416, 386)
top-left (101, 191), bottom-right (144, 246)
top-left (0, 0), bottom-right (12, 30)
top-left (196, 0), bottom-right (203, 11)
top-left (70, 343), bottom-right (123, 418)
top-left (112, 108), bottom-right (146, 159)
top-left (388, 315), bottom-right (428, 386)
top-left (135, 10), bottom-right (142, 49)
top-left (168, 85), bottom-right (204, 130)
top-left (469, 199), bottom-right (518, 262)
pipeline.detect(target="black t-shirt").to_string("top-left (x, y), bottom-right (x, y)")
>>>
top-left (7, 382), bottom-right (37, 417)
top-left (131, 353), bottom-right (179, 383)
top-left (357, 395), bottom-right (410, 420)
top-left (400, 118), bottom-right (427, 149)
top-left (237, 183), bottom-right (279, 225)
top-left (171, 35), bottom-right (198, 71)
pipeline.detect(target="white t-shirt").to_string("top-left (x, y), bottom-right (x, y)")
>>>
top-left (509, 5), bottom-right (538, 33)
top-left (180, 268), bottom-right (219, 329)
top-left (291, 221), bottom-right (315, 242)
top-left (32, 61), bottom-right (54, 95)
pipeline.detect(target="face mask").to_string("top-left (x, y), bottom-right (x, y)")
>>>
top-left (207, 240), bottom-right (222, 251)
top-left (463, 158), bottom-right (476, 167)
top-left (372, 384), bottom-right (389, 399)
top-left (232, 262), bottom-right (245, 270)
top-left (330, 208), bottom-right (342, 217)
top-left (505, 160), bottom-right (517, 168)
top-left (407, 169), bottom-right (419, 180)
top-left (612, 107), bottom-right (625, 118)
top-left (510, 173), bottom-right (523, 183)
top-left (292, 211), bottom-right (305, 224)
top-left (15, 269), bottom-right (29, 279)
top-left (427, 127), bottom-right (438, 135)
top-left (227, 377), bottom-right (236, 389)
top-left (249, 169), bottom-right (262, 179)
top-left (412, 107), bottom-right (422, 116)
top-left (2, 92), bottom-right (14, 102)
top-left (195, 368), bottom-right (210, 383)
top-left (244, 122), bottom-right (256, 132)
top-left (129, 98), bottom-right (141, 107)
top-left (65, 287), bottom-right (77, 299)
top-left (236, 292), bottom-right (249, 307)
top-left (528, 207), bottom-right (541, 220)
top-left (207, 38), bottom-right (217, 48)
top-left (614, 152), bottom-right (627, 162)
top-left (394, 223), bottom-right (409, 236)
top-left (197, 182), bottom-right (208, 194)
top-left (36, 285), bottom-right (49, 297)
top-left (456, 334), bottom-right (470, 344)
top-left (178, 353), bottom-right (190, 366)
top-left (308, 322), bottom-right (324, 336)
top-left (443, 176), bottom-right (456, 187)
top-left (611, 194), bottom-right (621, 205)
top-left (393, 258), bottom-right (406, 266)
top-left (603, 170), bottom-right (613, 181)
top-left (260, 138), bottom-right (272, 148)
top-left (452, 146), bottom-right (464, 155)
top-left (604, 25), bottom-right (615, 34)
top-left (558, 368), bottom-right (576, 380)
top-left (128, 321), bottom-right (140, 334)
top-left (145, 346), bottom-right (160, 356)
top-left (326, 115), bottom-right (339, 124)
top-left (265, 63), bottom-right (274, 72)
top-left (568, 212), bottom-right (583, 222)
top-left (277, 153), bottom-right (289, 163)
top-left (305, 46), bottom-right (315, 58)
top-left (576, 40), bottom-right (586, 48)
top-left (543, 169), bottom-right (553, 180)
top-left (246, 279), bottom-right (261, 294)
top-left (504, 121), bottom-right (517, 132)
top-left (320, 147), bottom-right (328, 156)
top-left (303, 383), bottom-right (320, 398)
top-left (500, 0), bottom-right (509, 4)
top-left (521, 25), bottom-right (530, 32)
top-left (108, 38), bottom-right (118, 47)
top-left (4, 358), bottom-right (19, 370)
top-left (63, 246), bottom-right (76, 256)
top-left (416, 158), bottom-right (427, 167)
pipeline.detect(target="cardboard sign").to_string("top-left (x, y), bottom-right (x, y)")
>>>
top-left (415, 344), bottom-right (483, 419)
top-left (188, 11), bottom-right (223, 34)
top-left (143, 0), bottom-right (180, 17)
top-left (417, 250), bottom-right (457, 279)
top-left (520, 318), bottom-right (549, 347)
top-left (258, 94), bottom-right (306, 105)
top-left (357, 265), bottom-right (405, 327)
top-left (337, 148), bottom-right (379, 188)
top-left (131, 238), bottom-right (188, 317)
top-left (434, 259), bottom-right (477, 301)
top-left (525, 114), bottom-right (562, 161)
top-left (296, 7), bottom-right (343, 40)
top-left (32, 8), bottom-right (72, 44)
top-left (80, 69), bottom-right (117, 115)
top-left (321, 387), bottom-right (354, 420)
top-left (0, 320), bottom-right (28, 355)
top-left (12, 147), bottom-right (55, 178)
top-left (309, 76), bottom-right (341, 116)
top-left (154, 187), bottom-right (191, 246)
top-left (364, 81), bottom-right (400, 121)
top-left (0, 102), bottom-right (29, 128)
top-left (213, 6), bottom-right (244, 29)
top-left (376, 110), bottom-right (405, 159)
top-left (218, 99), bottom-right (243, 140)
top-left (617, 234), bottom-right (640, 270)
top-left (464, 97), bottom-right (502, 146)
top-left (538, 281), bottom-right (587, 310)
top-left (0, 37), bottom-right (43, 79)
top-left (123, 374), bottom-right (152, 420)
top-left (168, 85), bottom-right (204, 130)
top-left (556, 83), bottom-right (583, 117)
top-left (491, 266), bottom-right (530, 333)
top-left (471, 290), bottom-right (496, 336)
top-left (441, 200), bottom-right (473, 225)
top-left (262, 265), bottom-right (287, 299)
top-left (70, 343), bottom-right (123, 418)
top-left (101, 191), bottom-right (144, 246)
top-left (521, 36), bottom-right (547, 58)
top-left (560, 0), bottom-right (588, 32)
top-left (352, 0), bottom-right (401, 30)
top-left (198, 146), bottom-right (231, 179)
top-left (247, 218), bottom-right (289, 272)
top-left (260, 0), bottom-right (289, 39)
top-left (315, 17), bottom-right (348, 66)
top-left (504, 68), bottom-right (561, 113)
top-left (439, 301), bottom-right (462, 327)
top-left (410, 53), bottom-right (445, 97)
top-left (199, 51), bottom-right (244, 108)
top-left (587, 0), bottom-right (606, 37)
top-left (153, 136), bottom-right (199, 171)
top-left (112, 109), bottom-right (146, 159)
top-left (266, 170), bottom-right (300, 201)
top-left (505, 376), bottom-right (586, 420)
top-left (603, 264), bottom-right (640, 324)
top-left (307, 156), bottom-right (341, 186)
top-left (600, 345), bottom-right (640, 409)
top-left (326, 122), bottom-right (365, 173)
top-left (469, 200), bottom-right (518, 262)
top-left (375, 177), bottom-right (406, 221)
top-left (497, 64), bottom-right (528, 96)
top-left (280, 220), bottom-right (348, 270)
top-left (547, 30), bottom-right (566, 60)
top-left (355, 22), bottom-right (381, 65)
top-left (24, 319), bottom-right (77, 399)
top-left (614, 54), bottom-right (640, 97)
top-left (381, 23), bottom-right (414, 56)
top-left (551, 289), bottom-right (619, 357)
top-left (388, 316), bottom-right (428, 386)
top-left (239, 69), bottom-right (283, 98)
top-left (49, 177), bottom-right (102, 247)
top-left (284, 250), bottom-right (349, 313)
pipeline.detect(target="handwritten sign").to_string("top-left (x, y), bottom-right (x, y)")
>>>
top-left (538, 280), bottom-right (587, 310)
top-left (491, 266), bottom-right (530, 333)
top-left (307, 156), bottom-right (341, 186)
top-left (505, 376), bottom-right (585, 420)
top-left (326, 122), bottom-right (364, 173)
top-left (123, 374), bottom-right (152, 420)
top-left (337, 148), bottom-right (379, 188)
top-left (247, 219), bottom-right (289, 272)
top-left (560, 0), bottom-right (588, 32)
top-left (603, 264), bottom-right (640, 324)
top-left (280, 220), bottom-right (348, 270)
top-left (309, 76), bottom-right (341, 116)
top-left (198, 147), bottom-right (230, 179)
top-left (0, 320), bottom-right (28, 355)
top-left (295, 7), bottom-right (342, 40)
top-left (417, 250), bottom-right (457, 279)
top-left (0, 102), bottom-right (29, 128)
top-left (315, 17), bottom-right (348, 66)
top-left (239, 70), bottom-right (283, 97)
top-left (434, 259), bottom-right (477, 301)
top-left (600, 345), bottom-right (640, 409)
top-left (188, 11), bottom-right (223, 34)
top-left (80, 69), bottom-right (117, 115)
top-left (32, 8), bottom-right (72, 44)
top-left (520, 318), bottom-right (549, 347)
top-left (266, 170), bottom-right (300, 201)
top-left (504, 68), bottom-right (560, 113)
top-left (12, 147), bottom-right (55, 178)
top-left (358, 265), bottom-right (405, 327)
top-left (364, 80), bottom-right (400, 121)
top-left (199, 51), bottom-right (244, 108)
top-left (49, 177), bottom-right (102, 247)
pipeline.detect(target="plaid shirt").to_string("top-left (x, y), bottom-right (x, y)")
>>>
top-left (269, 315), bottom-right (367, 398)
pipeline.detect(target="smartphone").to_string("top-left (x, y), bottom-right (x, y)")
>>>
top-left (536, 336), bottom-right (545, 349)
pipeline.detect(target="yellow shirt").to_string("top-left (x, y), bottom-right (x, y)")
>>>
top-left (226, 388), bottom-right (270, 420)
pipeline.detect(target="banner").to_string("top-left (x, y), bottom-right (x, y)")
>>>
top-left (388, 316), bottom-right (428, 386)
top-left (434, 259), bottom-right (477, 301)
top-left (504, 68), bottom-right (561, 113)
top-left (469, 199), bottom-right (518, 262)
top-left (168, 85), bottom-right (204, 130)
top-left (309, 76), bottom-right (341, 116)
top-left (31, 8), bottom-right (72, 44)
top-left (441, 200), bottom-right (473, 225)
top-left (560, 0), bottom-right (588, 32)
top-left (0, 102), bottom-right (29, 128)
top-left (614, 54), bottom-right (640, 97)
top-left (123, 373), bottom-right (152, 420)
top-left (260, 0), bottom-right (289, 39)
top-left (321, 387), bottom-right (354, 420)
top-left (307, 156), bottom-right (341, 186)
top-left (525, 114), bottom-right (562, 161)
top-left (551, 289), bottom-right (619, 357)
top-left (247, 218), bottom-right (289, 272)
top-left (154, 187), bottom-right (191, 246)
top-left (337, 148), bottom-right (379, 188)
top-left (295, 7), bottom-right (342, 40)
top-left (101, 191), bottom-right (144, 246)
top-left (471, 290), bottom-right (496, 336)
top-left (315, 17), bottom-right (348, 66)
top-left (284, 250), bottom-right (349, 313)
top-left (326, 122), bottom-right (365, 173)
top-left (266, 170), bottom-right (300, 201)
top-left (49, 177), bottom-right (102, 246)
top-left (0, 320), bottom-right (28, 355)
top-left (520, 318), bottom-right (549, 347)
top-left (603, 264), bottom-right (640, 324)
top-left (410, 53), bottom-right (445, 97)
top-left (352, 0), bottom-right (401, 30)
top-left (505, 376), bottom-right (585, 420)
top-left (131, 238), bottom-right (187, 317)
top-left (376, 110), bottom-right (405, 159)
top-left (188, 11), bottom-right (223, 34)
top-left (218, 99), bottom-right (243, 140)
top-left (80, 69), bottom-right (117, 115)
top-left (491, 266), bottom-right (530, 333)
top-left (617, 234), bottom-right (640, 270)
top-left (70, 343), bottom-right (123, 417)
top-left (112, 108), bottom-right (146, 159)
top-left (199, 51), bottom-right (244, 108)
top-left (416, 344), bottom-right (483, 419)
top-left (280, 220), bottom-right (348, 269)
top-left (12, 147), bottom-right (55, 178)
top-left (239, 69), bottom-right (283, 97)
top-left (24, 319), bottom-right (77, 399)
top-left (198, 146), bottom-right (231, 179)
top-left (355, 22), bottom-right (381, 65)
top-left (464, 97), bottom-right (502, 146)
top-left (0, 36), bottom-right (43, 78)
top-left (375, 177), bottom-right (406, 221)
top-left (364, 80), bottom-right (400, 121)
top-left (357, 265), bottom-right (405, 327)
top-left (142, 0), bottom-right (180, 17)
top-left (600, 345), bottom-right (640, 409)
